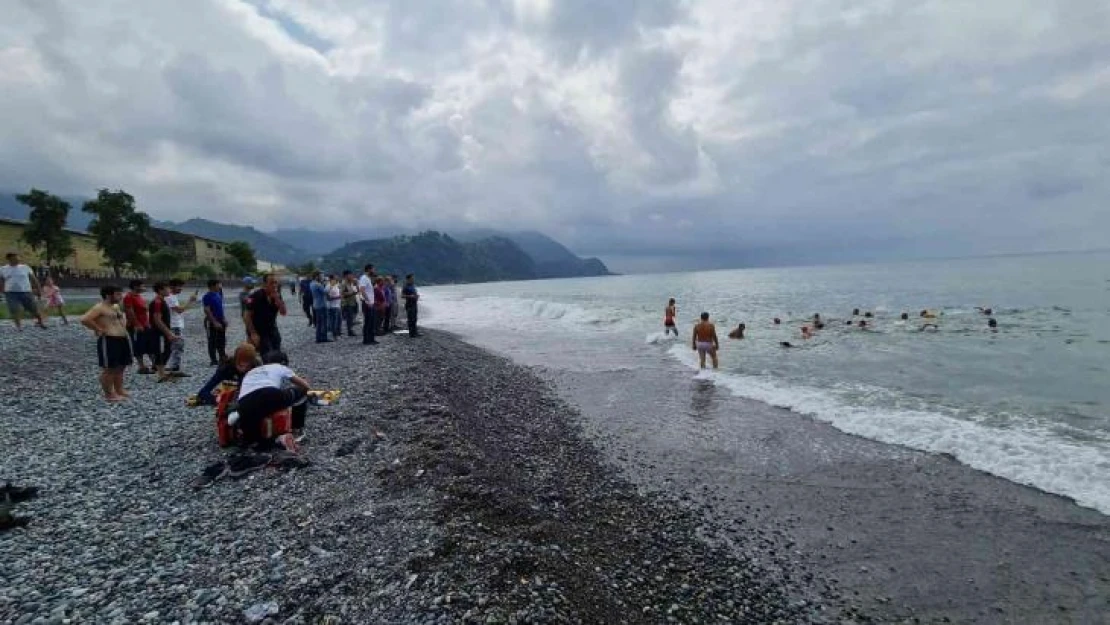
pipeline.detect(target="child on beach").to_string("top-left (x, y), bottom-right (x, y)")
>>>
top-left (40, 277), bottom-right (67, 324)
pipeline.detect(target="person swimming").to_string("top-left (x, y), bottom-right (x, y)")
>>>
top-left (900, 312), bottom-right (909, 321)
top-left (977, 307), bottom-right (993, 316)
top-left (692, 312), bottom-right (720, 369)
top-left (773, 317), bottom-right (781, 325)
top-left (728, 322), bottom-right (746, 339)
top-left (664, 298), bottom-right (678, 337)
top-left (801, 325), bottom-right (813, 340)
top-left (858, 319), bottom-right (869, 329)
top-left (988, 318), bottom-right (998, 332)
top-left (852, 308), bottom-right (860, 316)
top-left (864, 311), bottom-right (873, 318)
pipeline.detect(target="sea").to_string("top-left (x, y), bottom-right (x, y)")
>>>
top-left (421, 251), bottom-right (1110, 515)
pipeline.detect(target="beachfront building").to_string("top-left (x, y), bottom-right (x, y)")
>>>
top-left (1, 218), bottom-right (278, 281)
top-left (0, 217), bottom-right (116, 278)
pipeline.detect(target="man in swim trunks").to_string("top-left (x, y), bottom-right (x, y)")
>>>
top-left (691, 312), bottom-right (719, 369)
top-left (664, 298), bottom-right (678, 336)
top-left (80, 285), bottom-right (132, 402)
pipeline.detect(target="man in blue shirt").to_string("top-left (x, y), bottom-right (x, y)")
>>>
top-left (402, 274), bottom-right (419, 338)
top-left (202, 279), bottom-right (228, 365)
top-left (309, 271), bottom-right (330, 343)
top-left (299, 275), bottom-right (315, 327)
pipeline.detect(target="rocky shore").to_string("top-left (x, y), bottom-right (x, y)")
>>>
top-left (0, 314), bottom-right (862, 624)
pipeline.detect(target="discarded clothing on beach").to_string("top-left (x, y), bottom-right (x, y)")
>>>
top-left (190, 451), bottom-right (311, 489)
top-left (0, 482), bottom-right (39, 532)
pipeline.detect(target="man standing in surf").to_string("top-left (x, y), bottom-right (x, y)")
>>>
top-left (692, 312), bottom-right (719, 370)
top-left (664, 298), bottom-right (678, 336)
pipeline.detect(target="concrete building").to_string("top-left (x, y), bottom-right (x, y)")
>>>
top-left (0, 217), bottom-right (115, 277)
top-left (1, 218), bottom-right (276, 280)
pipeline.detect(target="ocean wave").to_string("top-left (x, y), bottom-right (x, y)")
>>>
top-left (666, 344), bottom-right (1110, 515)
top-left (422, 294), bottom-right (632, 331)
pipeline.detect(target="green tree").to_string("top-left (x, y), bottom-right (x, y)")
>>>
top-left (16, 189), bottom-right (75, 271)
top-left (191, 265), bottom-right (217, 280)
top-left (147, 247), bottom-right (183, 276)
top-left (222, 241), bottom-right (257, 275)
top-left (82, 189), bottom-right (155, 278)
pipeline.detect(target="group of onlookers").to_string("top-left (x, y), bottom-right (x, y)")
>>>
top-left (299, 265), bottom-right (420, 344)
top-left (1, 252), bottom-right (66, 329)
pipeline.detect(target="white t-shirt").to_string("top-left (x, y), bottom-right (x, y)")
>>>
top-left (0, 264), bottom-right (33, 292)
top-left (166, 293), bottom-right (185, 329)
top-left (238, 364), bottom-right (295, 400)
top-left (327, 284), bottom-right (341, 309)
top-left (357, 275), bottom-right (373, 303)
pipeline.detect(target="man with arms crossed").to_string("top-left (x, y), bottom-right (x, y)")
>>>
top-left (692, 312), bottom-right (720, 370)
top-left (245, 273), bottom-right (287, 354)
top-left (1, 252), bottom-right (46, 330)
top-left (80, 285), bottom-right (132, 401)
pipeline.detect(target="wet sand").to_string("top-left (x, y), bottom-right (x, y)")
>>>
top-left (550, 366), bottom-right (1110, 624)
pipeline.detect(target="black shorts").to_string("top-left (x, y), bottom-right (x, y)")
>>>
top-left (145, 328), bottom-right (171, 365)
top-left (97, 336), bottom-right (134, 369)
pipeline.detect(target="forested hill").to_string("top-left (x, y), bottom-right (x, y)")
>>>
top-left (321, 231), bottom-right (543, 284)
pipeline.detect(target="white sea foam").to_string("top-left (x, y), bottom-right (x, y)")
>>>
top-left (667, 344), bottom-right (1110, 514)
top-left (423, 294), bottom-right (635, 332)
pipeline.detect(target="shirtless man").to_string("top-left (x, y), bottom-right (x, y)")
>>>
top-left (80, 285), bottom-right (133, 402)
top-left (691, 312), bottom-right (719, 369)
top-left (664, 298), bottom-right (678, 336)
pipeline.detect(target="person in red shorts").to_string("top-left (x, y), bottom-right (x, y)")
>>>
top-left (122, 279), bottom-right (154, 374)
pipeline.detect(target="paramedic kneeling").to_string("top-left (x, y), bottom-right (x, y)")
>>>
top-left (236, 350), bottom-right (311, 443)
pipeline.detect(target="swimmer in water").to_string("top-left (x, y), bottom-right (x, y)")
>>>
top-left (692, 312), bottom-right (719, 369)
top-left (858, 319), bottom-right (869, 329)
top-left (773, 317), bottom-right (781, 326)
top-left (728, 322), bottom-right (746, 339)
top-left (900, 312), bottom-right (909, 321)
top-left (801, 325), bottom-right (813, 340)
top-left (852, 308), bottom-right (860, 316)
top-left (988, 318), bottom-right (998, 332)
top-left (864, 311), bottom-right (873, 318)
top-left (977, 306), bottom-right (993, 316)
top-left (664, 298), bottom-right (678, 337)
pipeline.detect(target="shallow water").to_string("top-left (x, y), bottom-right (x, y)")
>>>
top-left (421, 251), bottom-right (1110, 514)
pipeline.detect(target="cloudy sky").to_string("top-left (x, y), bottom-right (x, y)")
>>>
top-left (2, 0), bottom-right (1108, 272)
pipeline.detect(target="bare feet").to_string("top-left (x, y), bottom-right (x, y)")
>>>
top-left (105, 394), bottom-right (126, 402)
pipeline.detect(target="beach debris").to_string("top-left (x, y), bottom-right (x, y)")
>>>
top-left (243, 601), bottom-right (279, 623)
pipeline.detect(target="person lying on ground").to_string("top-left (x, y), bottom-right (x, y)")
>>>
top-left (194, 342), bottom-right (261, 406)
top-left (235, 350), bottom-right (311, 444)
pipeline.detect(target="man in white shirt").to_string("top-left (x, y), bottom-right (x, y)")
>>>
top-left (1, 252), bottom-right (46, 330)
top-left (236, 350), bottom-right (311, 442)
top-left (166, 278), bottom-right (197, 375)
top-left (358, 263), bottom-right (378, 345)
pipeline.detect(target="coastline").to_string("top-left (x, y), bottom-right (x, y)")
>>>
top-left (547, 364), bottom-right (1110, 623)
top-left (1, 315), bottom-right (857, 623)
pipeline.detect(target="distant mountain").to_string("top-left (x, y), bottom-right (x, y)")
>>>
top-left (454, 229), bottom-right (612, 278)
top-left (160, 218), bottom-right (309, 266)
top-left (0, 193), bottom-right (93, 230)
top-left (321, 231), bottom-right (538, 284)
top-left (272, 227), bottom-right (411, 256)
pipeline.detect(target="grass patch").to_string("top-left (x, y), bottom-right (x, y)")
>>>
top-left (0, 301), bottom-right (90, 320)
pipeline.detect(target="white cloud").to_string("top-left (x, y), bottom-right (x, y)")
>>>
top-left (1, 0), bottom-right (1108, 269)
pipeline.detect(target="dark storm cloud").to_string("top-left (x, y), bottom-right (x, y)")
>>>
top-left (0, 0), bottom-right (1107, 270)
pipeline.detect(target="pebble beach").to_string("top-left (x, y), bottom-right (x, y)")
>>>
top-left (0, 312), bottom-right (860, 624)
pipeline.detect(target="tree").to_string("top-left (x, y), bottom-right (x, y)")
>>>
top-left (191, 265), bottom-right (217, 280)
top-left (147, 247), bottom-right (183, 276)
top-left (83, 189), bottom-right (155, 278)
top-left (222, 241), bottom-right (257, 275)
top-left (16, 189), bottom-right (74, 272)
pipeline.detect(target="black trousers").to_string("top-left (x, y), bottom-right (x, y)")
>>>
top-left (381, 305), bottom-right (392, 333)
top-left (406, 306), bottom-right (418, 336)
top-left (342, 304), bottom-right (358, 335)
top-left (362, 303), bottom-right (378, 343)
top-left (301, 298), bottom-right (314, 325)
top-left (257, 327), bottom-right (282, 356)
top-left (237, 387), bottom-right (307, 443)
top-left (205, 320), bottom-right (227, 363)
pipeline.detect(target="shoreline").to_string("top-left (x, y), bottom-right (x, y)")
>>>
top-left (1, 315), bottom-right (859, 623)
top-left (544, 363), bottom-right (1110, 623)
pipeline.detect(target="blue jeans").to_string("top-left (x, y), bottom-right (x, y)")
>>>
top-left (314, 307), bottom-right (329, 342)
top-left (327, 308), bottom-right (341, 339)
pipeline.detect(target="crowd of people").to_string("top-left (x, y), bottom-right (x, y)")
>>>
top-left (1, 254), bottom-right (424, 422)
top-left (668, 300), bottom-right (1001, 369)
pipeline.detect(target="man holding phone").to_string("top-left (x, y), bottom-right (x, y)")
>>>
top-left (165, 278), bottom-right (198, 376)
top-left (245, 273), bottom-right (287, 354)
